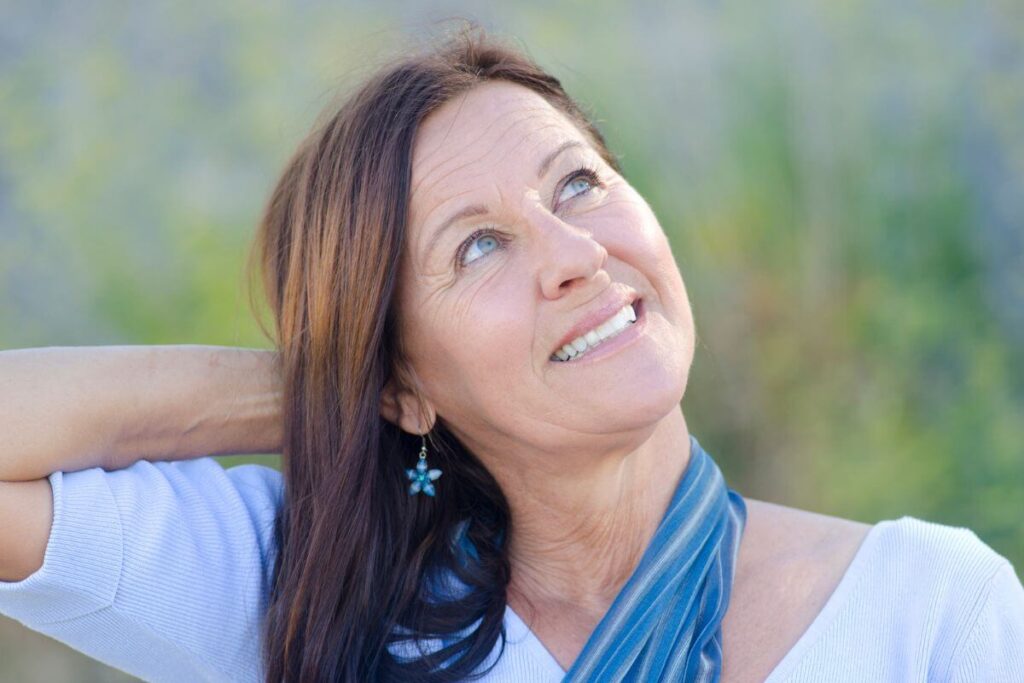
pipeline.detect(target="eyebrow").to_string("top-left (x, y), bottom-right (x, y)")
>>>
top-left (422, 140), bottom-right (585, 263)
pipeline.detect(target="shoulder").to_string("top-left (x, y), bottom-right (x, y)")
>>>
top-left (737, 498), bottom-right (1010, 585)
top-left (726, 499), bottom-right (1022, 680)
top-left (734, 499), bottom-right (1010, 625)
top-left (734, 498), bottom-right (872, 588)
top-left (841, 513), bottom-right (1013, 610)
top-left (945, 558), bottom-right (1024, 679)
top-left (214, 460), bottom-right (285, 518)
top-left (853, 513), bottom-right (1020, 664)
top-left (99, 458), bottom-right (285, 555)
top-left (112, 457), bottom-right (284, 526)
top-left (726, 499), bottom-right (872, 635)
top-left (738, 500), bottom-right (1022, 678)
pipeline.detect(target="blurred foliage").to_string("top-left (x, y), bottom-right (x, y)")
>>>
top-left (1, 0), bottom-right (1022, 680)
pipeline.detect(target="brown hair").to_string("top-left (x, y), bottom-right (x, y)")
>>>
top-left (247, 24), bottom-right (621, 682)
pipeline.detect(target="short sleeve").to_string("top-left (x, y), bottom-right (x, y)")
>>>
top-left (0, 457), bottom-right (283, 683)
top-left (946, 559), bottom-right (1024, 682)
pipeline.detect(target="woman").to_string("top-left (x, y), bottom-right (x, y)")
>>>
top-left (1, 27), bottom-right (1022, 683)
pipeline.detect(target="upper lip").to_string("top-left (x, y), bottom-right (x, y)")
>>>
top-left (551, 285), bottom-right (640, 355)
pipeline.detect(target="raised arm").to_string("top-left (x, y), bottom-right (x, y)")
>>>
top-left (0, 344), bottom-right (283, 482)
top-left (0, 458), bottom-right (285, 680)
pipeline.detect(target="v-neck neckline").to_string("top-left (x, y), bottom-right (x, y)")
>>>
top-left (503, 518), bottom-right (886, 680)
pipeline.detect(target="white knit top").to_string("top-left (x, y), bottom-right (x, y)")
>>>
top-left (1, 458), bottom-right (1021, 681)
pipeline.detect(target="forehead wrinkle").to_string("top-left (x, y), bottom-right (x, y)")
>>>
top-left (412, 93), bottom-right (566, 206)
top-left (415, 164), bottom-right (479, 227)
top-left (421, 111), bottom-right (561, 210)
top-left (495, 109), bottom-right (564, 161)
top-left (412, 87), bottom-right (473, 179)
top-left (416, 98), bottom-right (552, 188)
top-left (414, 97), bottom-right (535, 189)
top-left (409, 151), bottom-right (498, 272)
top-left (525, 128), bottom-right (560, 165)
top-left (411, 109), bottom-right (521, 217)
top-left (520, 122), bottom-right (577, 181)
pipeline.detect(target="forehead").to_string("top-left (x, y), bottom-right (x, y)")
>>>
top-left (409, 81), bottom-right (587, 219)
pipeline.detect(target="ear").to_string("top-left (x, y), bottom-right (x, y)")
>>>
top-left (380, 377), bottom-right (436, 435)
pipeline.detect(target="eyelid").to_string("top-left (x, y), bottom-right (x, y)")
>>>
top-left (455, 226), bottom-right (504, 269)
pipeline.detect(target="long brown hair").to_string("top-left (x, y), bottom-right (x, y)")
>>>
top-left (247, 24), bottom-right (622, 682)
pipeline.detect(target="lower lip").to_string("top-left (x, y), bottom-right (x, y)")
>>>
top-left (551, 299), bottom-right (647, 367)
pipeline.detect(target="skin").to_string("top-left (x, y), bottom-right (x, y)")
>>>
top-left (382, 80), bottom-right (699, 621)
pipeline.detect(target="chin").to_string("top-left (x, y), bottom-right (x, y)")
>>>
top-left (601, 362), bottom-right (690, 428)
top-left (637, 369), bottom-right (689, 419)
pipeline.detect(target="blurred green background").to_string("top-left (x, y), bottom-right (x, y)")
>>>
top-left (1, 1), bottom-right (1021, 680)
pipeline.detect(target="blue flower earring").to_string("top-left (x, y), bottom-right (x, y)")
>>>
top-left (407, 433), bottom-right (442, 497)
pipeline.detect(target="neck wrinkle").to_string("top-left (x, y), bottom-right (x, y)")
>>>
top-left (503, 408), bottom-right (693, 618)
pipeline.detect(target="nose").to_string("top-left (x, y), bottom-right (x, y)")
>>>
top-left (532, 210), bottom-right (609, 300)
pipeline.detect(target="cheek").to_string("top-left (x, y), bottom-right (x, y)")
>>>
top-left (627, 191), bottom-right (672, 253)
top-left (417, 281), bottom-right (534, 400)
top-left (462, 286), bottom-right (533, 369)
top-left (594, 190), bottom-right (671, 262)
top-left (605, 189), bottom-right (692, 322)
top-left (616, 190), bottom-right (681, 273)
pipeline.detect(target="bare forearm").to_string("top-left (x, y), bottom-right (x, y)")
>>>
top-left (0, 345), bottom-right (283, 482)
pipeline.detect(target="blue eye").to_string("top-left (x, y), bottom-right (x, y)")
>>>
top-left (459, 230), bottom-right (501, 266)
top-left (560, 176), bottom-right (594, 202)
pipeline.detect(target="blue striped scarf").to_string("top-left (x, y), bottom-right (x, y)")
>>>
top-left (562, 434), bottom-right (748, 682)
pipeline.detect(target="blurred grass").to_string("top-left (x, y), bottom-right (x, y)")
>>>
top-left (1, 1), bottom-right (1021, 680)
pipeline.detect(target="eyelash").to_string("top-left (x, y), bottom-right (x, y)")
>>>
top-left (454, 165), bottom-right (604, 269)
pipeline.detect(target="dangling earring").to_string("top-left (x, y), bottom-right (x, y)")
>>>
top-left (407, 433), bottom-right (442, 497)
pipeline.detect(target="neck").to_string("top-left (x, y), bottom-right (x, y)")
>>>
top-left (500, 408), bottom-right (692, 620)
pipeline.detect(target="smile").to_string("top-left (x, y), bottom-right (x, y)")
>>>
top-left (550, 300), bottom-right (640, 362)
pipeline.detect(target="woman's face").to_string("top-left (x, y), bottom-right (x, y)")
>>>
top-left (393, 81), bottom-right (695, 464)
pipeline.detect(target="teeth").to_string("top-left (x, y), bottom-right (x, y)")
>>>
top-left (596, 317), bottom-right (617, 340)
top-left (550, 302), bottom-right (638, 362)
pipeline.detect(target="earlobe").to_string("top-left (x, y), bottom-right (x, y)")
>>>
top-left (380, 380), bottom-right (435, 435)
